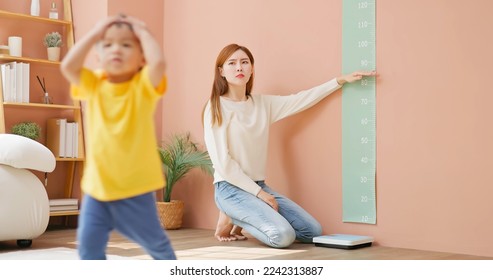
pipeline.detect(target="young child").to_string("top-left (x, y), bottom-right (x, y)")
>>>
top-left (61, 14), bottom-right (176, 260)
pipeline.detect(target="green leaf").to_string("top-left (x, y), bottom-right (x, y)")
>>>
top-left (158, 132), bottom-right (213, 202)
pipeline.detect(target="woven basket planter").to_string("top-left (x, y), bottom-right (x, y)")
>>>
top-left (156, 200), bottom-right (184, 230)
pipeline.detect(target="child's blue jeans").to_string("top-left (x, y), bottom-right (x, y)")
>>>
top-left (77, 192), bottom-right (176, 260)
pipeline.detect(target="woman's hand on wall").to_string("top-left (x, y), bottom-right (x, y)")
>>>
top-left (337, 70), bottom-right (377, 85)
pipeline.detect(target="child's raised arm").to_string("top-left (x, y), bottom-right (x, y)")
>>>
top-left (121, 16), bottom-right (165, 87)
top-left (61, 15), bottom-right (121, 85)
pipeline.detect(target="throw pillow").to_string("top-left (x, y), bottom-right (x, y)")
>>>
top-left (0, 134), bottom-right (56, 172)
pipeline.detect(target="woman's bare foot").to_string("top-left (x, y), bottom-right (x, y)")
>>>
top-left (215, 211), bottom-right (237, 241)
top-left (231, 225), bottom-right (247, 241)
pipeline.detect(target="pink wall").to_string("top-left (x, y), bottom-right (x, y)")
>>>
top-left (162, 0), bottom-right (493, 258)
top-left (71, 0), bottom-right (107, 68)
top-left (65, 0), bottom-right (493, 257)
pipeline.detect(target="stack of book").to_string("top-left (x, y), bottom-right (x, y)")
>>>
top-left (46, 118), bottom-right (79, 158)
top-left (49, 198), bottom-right (79, 212)
top-left (0, 62), bottom-right (30, 103)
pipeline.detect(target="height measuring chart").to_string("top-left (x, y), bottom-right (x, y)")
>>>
top-left (341, 0), bottom-right (376, 224)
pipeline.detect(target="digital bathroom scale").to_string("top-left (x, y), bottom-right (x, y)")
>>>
top-left (313, 234), bottom-right (374, 250)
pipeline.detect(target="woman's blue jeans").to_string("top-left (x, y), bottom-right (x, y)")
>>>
top-left (215, 180), bottom-right (322, 248)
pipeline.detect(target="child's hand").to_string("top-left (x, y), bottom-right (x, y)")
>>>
top-left (114, 14), bottom-right (165, 86)
top-left (91, 15), bottom-right (124, 39)
top-left (337, 70), bottom-right (377, 85)
top-left (118, 15), bottom-right (148, 39)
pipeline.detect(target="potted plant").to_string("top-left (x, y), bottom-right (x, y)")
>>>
top-left (11, 122), bottom-right (41, 140)
top-left (157, 132), bottom-right (213, 229)
top-left (43, 31), bottom-right (62, 61)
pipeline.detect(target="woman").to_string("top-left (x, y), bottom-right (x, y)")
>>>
top-left (203, 43), bottom-right (376, 248)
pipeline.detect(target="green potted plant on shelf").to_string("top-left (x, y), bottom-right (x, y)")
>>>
top-left (43, 31), bottom-right (62, 61)
top-left (157, 132), bottom-right (213, 229)
top-left (11, 122), bottom-right (41, 140)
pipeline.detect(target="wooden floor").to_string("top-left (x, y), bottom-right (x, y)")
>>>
top-left (0, 227), bottom-right (491, 260)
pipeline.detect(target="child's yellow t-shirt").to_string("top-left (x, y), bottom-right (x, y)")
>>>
top-left (71, 66), bottom-right (166, 201)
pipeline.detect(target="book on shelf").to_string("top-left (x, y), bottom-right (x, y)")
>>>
top-left (46, 118), bottom-right (79, 158)
top-left (49, 198), bottom-right (79, 212)
top-left (21, 62), bottom-right (29, 103)
top-left (46, 118), bottom-right (67, 157)
top-left (73, 123), bottom-right (78, 158)
top-left (49, 198), bottom-right (79, 206)
top-left (50, 205), bottom-right (79, 212)
top-left (64, 121), bottom-right (74, 157)
top-left (0, 63), bottom-right (10, 101)
top-left (0, 61), bottom-right (30, 103)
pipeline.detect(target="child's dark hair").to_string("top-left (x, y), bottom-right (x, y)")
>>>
top-left (109, 21), bottom-right (133, 31)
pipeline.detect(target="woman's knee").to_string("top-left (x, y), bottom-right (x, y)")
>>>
top-left (310, 220), bottom-right (323, 237)
top-left (297, 220), bottom-right (323, 242)
top-left (268, 225), bottom-right (296, 248)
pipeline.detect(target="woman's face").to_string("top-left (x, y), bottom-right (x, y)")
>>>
top-left (220, 49), bottom-right (253, 87)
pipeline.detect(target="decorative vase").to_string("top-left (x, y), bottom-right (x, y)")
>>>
top-left (47, 47), bottom-right (60, 61)
top-left (156, 200), bottom-right (184, 230)
top-left (30, 0), bottom-right (40, 16)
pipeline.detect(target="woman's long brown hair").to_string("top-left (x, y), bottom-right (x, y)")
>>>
top-left (204, 43), bottom-right (255, 127)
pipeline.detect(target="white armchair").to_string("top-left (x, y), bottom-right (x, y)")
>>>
top-left (0, 134), bottom-right (55, 247)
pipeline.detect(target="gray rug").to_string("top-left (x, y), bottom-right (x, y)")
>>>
top-left (0, 247), bottom-right (133, 260)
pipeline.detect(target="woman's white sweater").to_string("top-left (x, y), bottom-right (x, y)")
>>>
top-left (203, 78), bottom-right (341, 196)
